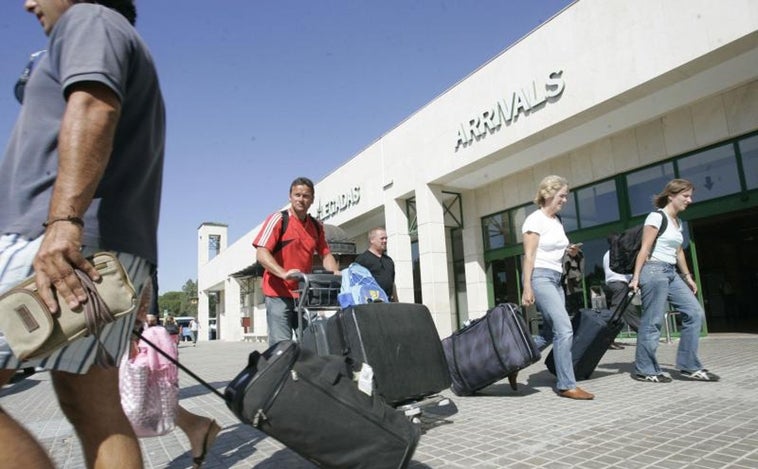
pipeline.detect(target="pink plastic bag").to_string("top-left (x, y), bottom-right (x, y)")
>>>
top-left (119, 326), bottom-right (179, 437)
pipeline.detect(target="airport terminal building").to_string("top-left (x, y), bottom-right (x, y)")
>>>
top-left (197, 0), bottom-right (758, 342)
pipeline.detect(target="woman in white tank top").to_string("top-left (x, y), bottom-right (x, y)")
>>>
top-left (629, 179), bottom-right (718, 383)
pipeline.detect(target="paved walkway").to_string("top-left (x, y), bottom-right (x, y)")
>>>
top-left (2, 334), bottom-right (757, 468)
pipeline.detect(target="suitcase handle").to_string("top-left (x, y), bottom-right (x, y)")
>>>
top-left (609, 286), bottom-right (635, 324)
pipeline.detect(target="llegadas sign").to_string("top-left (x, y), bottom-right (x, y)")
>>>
top-left (317, 186), bottom-right (361, 221)
top-left (455, 70), bottom-right (565, 150)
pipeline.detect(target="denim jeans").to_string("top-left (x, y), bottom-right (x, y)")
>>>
top-left (635, 261), bottom-right (704, 376)
top-left (531, 268), bottom-right (576, 390)
top-left (265, 296), bottom-right (298, 346)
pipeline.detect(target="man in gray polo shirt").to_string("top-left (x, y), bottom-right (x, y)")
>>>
top-left (0, 1), bottom-right (163, 467)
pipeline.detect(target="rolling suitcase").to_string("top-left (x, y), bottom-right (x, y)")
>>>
top-left (136, 331), bottom-right (419, 468)
top-left (545, 288), bottom-right (633, 380)
top-left (225, 340), bottom-right (420, 469)
top-left (441, 303), bottom-right (541, 396)
top-left (326, 302), bottom-right (452, 406)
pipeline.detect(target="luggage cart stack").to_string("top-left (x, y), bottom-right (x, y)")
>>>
top-left (294, 273), bottom-right (456, 425)
top-left (295, 273), bottom-right (342, 353)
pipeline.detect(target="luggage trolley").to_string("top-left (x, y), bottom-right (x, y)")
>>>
top-left (293, 272), bottom-right (342, 352)
top-left (293, 273), bottom-right (455, 425)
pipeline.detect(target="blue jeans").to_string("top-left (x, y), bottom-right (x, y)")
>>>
top-left (531, 268), bottom-right (577, 390)
top-left (635, 261), bottom-right (704, 376)
top-left (265, 296), bottom-right (298, 346)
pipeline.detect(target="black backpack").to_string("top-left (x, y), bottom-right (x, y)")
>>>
top-left (608, 210), bottom-right (668, 274)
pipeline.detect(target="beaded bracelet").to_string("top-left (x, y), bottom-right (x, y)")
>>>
top-left (42, 215), bottom-right (84, 228)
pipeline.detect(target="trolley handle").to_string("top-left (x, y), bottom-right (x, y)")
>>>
top-left (290, 272), bottom-right (344, 340)
top-left (287, 272), bottom-right (309, 341)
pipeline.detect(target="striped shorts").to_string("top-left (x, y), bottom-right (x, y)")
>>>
top-left (0, 234), bottom-right (152, 374)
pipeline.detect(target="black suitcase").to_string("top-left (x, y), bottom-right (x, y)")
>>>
top-left (545, 289), bottom-right (633, 380)
top-left (326, 302), bottom-right (452, 406)
top-left (441, 303), bottom-right (541, 396)
top-left (300, 314), bottom-right (331, 356)
top-left (225, 340), bottom-right (420, 469)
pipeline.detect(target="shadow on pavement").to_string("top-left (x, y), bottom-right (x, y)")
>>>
top-left (0, 374), bottom-right (41, 397)
top-left (178, 381), bottom-right (231, 399)
top-left (165, 422), bottom-right (269, 469)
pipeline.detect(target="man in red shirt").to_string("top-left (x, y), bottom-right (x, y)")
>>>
top-left (253, 177), bottom-right (339, 345)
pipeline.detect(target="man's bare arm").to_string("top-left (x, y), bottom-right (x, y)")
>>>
top-left (322, 253), bottom-right (340, 274)
top-left (33, 82), bottom-right (122, 312)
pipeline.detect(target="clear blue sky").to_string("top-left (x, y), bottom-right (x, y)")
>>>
top-left (0, 0), bottom-right (573, 292)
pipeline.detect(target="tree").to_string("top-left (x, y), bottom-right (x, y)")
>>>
top-left (155, 279), bottom-right (207, 318)
top-left (158, 291), bottom-right (183, 316)
top-left (181, 279), bottom-right (198, 316)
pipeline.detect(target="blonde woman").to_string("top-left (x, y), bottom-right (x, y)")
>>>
top-left (521, 175), bottom-right (594, 400)
top-left (629, 179), bottom-right (718, 382)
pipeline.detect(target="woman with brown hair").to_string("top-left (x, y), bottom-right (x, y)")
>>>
top-left (629, 178), bottom-right (718, 383)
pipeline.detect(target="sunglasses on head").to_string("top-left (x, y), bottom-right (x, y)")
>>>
top-left (14, 50), bottom-right (47, 104)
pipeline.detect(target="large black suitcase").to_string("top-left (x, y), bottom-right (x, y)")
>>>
top-left (325, 302), bottom-right (452, 406)
top-left (225, 340), bottom-right (420, 469)
top-left (545, 289), bottom-right (633, 380)
top-left (441, 303), bottom-right (541, 396)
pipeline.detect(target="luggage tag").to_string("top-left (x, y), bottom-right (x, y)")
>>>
top-left (355, 363), bottom-right (374, 396)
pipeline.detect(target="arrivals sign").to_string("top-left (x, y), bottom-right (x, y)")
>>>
top-left (317, 186), bottom-right (361, 221)
top-left (455, 70), bottom-right (565, 150)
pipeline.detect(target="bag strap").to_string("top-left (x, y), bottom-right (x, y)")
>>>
top-left (76, 270), bottom-right (118, 367)
top-left (486, 306), bottom-right (510, 374)
top-left (273, 209), bottom-right (322, 254)
top-left (652, 209), bottom-right (667, 243)
top-left (134, 330), bottom-right (226, 401)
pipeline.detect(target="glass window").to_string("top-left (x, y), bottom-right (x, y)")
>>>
top-left (451, 228), bottom-right (464, 260)
top-left (454, 260), bottom-right (468, 327)
top-left (488, 256), bottom-right (519, 306)
top-left (561, 191), bottom-right (579, 232)
top-left (626, 163), bottom-right (675, 216)
top-left (740, 134), bottom-right (758, 190)
top-left (411, 240), bottom-right (422, 304)
top-left (575, 180), bottom-right (620, 228)
top-left (678, 143), bottom-right (740, 202)
top-left (513, 204), bottom-right (538, 243)
top-left (482, 212), bottom-right (509, 250)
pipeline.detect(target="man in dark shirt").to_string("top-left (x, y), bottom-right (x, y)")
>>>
top-left (354, 227), bottom-right (397, 301)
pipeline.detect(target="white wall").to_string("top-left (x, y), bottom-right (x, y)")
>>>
top-left (198, 0), bottom-right (758, 339)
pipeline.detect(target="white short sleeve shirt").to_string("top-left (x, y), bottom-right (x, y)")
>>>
top-left (522, 209), bottom-right (569, 273)
top-left (648, 211), bottom-right (682, 265)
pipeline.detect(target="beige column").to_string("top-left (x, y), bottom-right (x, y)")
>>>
top-left (461, 189), bottom-right (489, 321)
top-left (222, 279), bottom-right (240, 341)
top-left (384, 197), bottom-right (413, 303)
top-left (197, 290), bottom-right (210, 338)
top-left (197, 223), bottom-right (228, 342)
top-left (415, 184), bottom-right (455, 337)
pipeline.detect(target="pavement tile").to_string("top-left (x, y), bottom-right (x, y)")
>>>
top-left (1, 335), bottom-right (758, 468)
